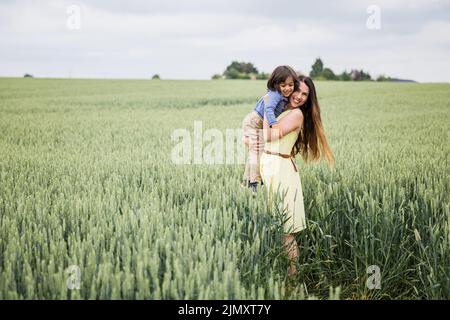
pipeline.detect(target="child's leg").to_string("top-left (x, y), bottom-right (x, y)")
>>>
top-left (243, 111), bottom-right (264, 183)
top-left (242, 112), bottom-right (253, 183)
top-left (255, 118), bottom-right (264, 181)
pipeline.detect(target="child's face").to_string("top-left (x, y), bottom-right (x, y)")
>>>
top-left (279, 76), bottom-right (295, 97)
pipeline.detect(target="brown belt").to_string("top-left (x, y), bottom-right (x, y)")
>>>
top-left (264, 150), bottom-right (298, 172)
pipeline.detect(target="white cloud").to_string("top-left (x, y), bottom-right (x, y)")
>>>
top-left (0, 0), bottom-right (449, 81)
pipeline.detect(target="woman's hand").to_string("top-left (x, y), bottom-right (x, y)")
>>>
top-left (263, 122), bottom-right (283, 142)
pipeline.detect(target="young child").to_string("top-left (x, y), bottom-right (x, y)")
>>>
top-left (242, 65), bottom-right (299, 192)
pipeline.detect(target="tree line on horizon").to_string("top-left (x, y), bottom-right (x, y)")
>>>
top-left (21, 58), bottom-right (412, 82)
top-left (212, 59), bottom-right (413, 82)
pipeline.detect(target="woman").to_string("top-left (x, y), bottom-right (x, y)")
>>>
top-left (260, 76), bottom-right (334, 277)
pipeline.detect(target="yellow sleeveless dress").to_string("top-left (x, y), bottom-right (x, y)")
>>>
top-left (260, 110), bottom-right (307, 234)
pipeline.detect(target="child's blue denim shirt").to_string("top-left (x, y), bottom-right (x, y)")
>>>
top-left (253, 90), bottom-right (288, 126)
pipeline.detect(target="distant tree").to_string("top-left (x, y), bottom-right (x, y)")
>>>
top-left (309, 58), bottom-right (324, 78)
top-left (152, 74), bottom-right (160, 80)
top-left (224, 67), bottom-right (240, 79)
top-left (225, 61), bottom-right (258, 75)
top-left (361, 70), bottom-right (372, 81)
top-left (24, 74), bottom-right (34, 78)
top-left (350, 69), bottom-right (372, 81)
top-left (309, 59), bottom-right (337, 80)
top-left (376, 74), bottom-right (392, 81)
top-left (223, 61), bottom-right (259, 79)
top-left (306, 58), bottom-right (381, 81)
top-left (256, 72), bottom-right (270, 80)
top-left (322, 68), bottom-right (338, 80)
top-left (211, 74), bottom-right (223, 80)
top-left (237, 72), bottom-right (251, 80)
top-left (339, 71), bottom-right (351, 81)
top-left (219, 61), bottom-right (270, 80)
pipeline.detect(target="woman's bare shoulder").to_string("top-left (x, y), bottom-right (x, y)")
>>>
top-left (286, 108), bottom-right (304, 121)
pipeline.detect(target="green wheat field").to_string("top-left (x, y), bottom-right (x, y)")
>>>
top-left (0, 78), bottom-right (448, 300)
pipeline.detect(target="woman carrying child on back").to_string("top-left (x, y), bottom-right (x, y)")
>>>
top-left (242, 65), bottom-right (299, 192)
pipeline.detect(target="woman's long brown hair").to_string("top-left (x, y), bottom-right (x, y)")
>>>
top-left (291, 76), bottom-right (334, 168)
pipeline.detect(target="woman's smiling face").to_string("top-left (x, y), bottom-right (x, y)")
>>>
top-left (290, 81), bottom-right (309, 107)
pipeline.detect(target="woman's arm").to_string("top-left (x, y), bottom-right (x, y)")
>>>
top-left (263, 109), bottom-right (303, 142)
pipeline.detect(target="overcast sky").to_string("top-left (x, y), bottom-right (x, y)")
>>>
top-left (1, 0), bottom-right (449, 82)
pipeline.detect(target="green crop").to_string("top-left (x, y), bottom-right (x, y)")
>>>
top-left (0, 78), bottom-right (448, 299)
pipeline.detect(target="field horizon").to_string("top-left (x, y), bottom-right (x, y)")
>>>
top-left (3, 76), bottom-right (450, 84)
